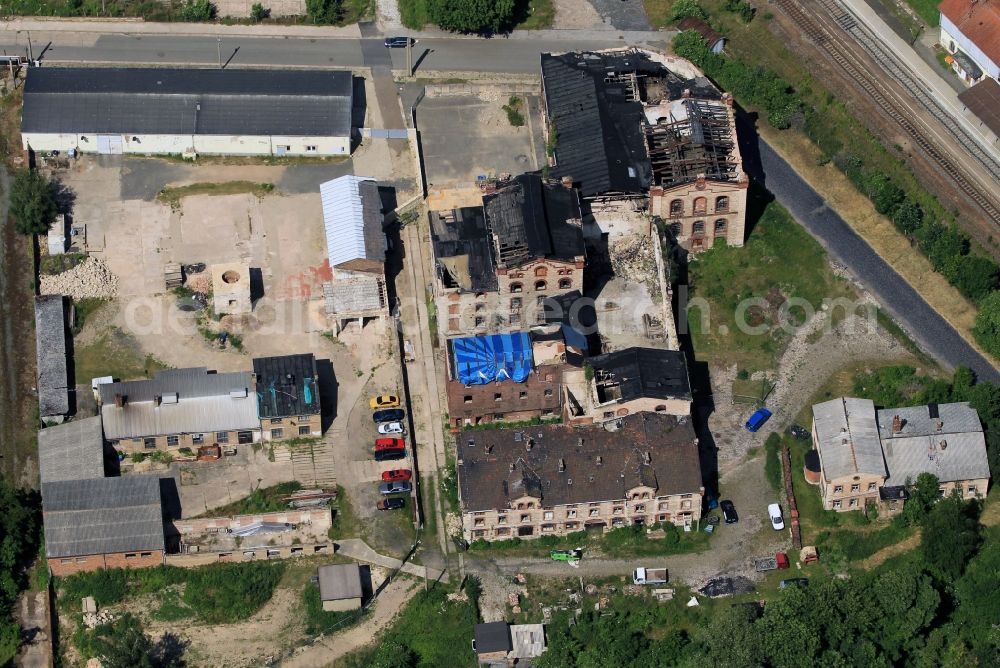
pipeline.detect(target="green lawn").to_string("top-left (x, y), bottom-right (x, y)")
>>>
top-left (74, 328), bottom-right (169, 385)
top-left (337, 585), bottom-right (477, 668)
top-left (685, 199), bottom-right (856, 372)
top-left (902, 0), bottom-right (941, 26)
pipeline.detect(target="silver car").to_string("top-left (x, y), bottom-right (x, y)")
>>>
top-left (379, 481), bottom-right (412, 495)
top-left (378, 421), bottom-right (405, 435)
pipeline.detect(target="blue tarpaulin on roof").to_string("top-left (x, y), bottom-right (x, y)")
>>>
top-left (452, 333), bottom-right (533, 385)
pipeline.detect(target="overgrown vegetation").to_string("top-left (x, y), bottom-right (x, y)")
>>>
top-left (338, 585), bottom-right (477, 668)
top-left (328, 485), bottom-right (362, 540)
top-left (74, 327), bottom-right (168, 385)
top-left (902, 0), bottom-right (941, 26)
top-left (0, 482), bottom-right (41, 665)
top-left (40, 252), bottom-right (86, 276)
top-left (196, 481), bottom-right (303, 517)
top-left (71, 297), bottom-right (108, 335)
top-left (59, 561), bottom-right (285, 625)
top-left (156, 181), bottom-right (275, 211)
top-left (685, 196), bottom-right (855, 371)
top-left (468, 522), bottom-right (710, 559)
top-left (502, 96), bottom-right (525, 127)
top-left (0, 0), bottom-right (370, 24)
top-left (673, 9), bottom-right (1000, 359)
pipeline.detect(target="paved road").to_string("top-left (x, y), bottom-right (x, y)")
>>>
top-left (0, 32), bottom-right (665, 73)
top-left (758, 140), bottom-right (1000, 383)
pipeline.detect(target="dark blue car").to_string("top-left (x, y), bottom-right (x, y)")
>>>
top-left (745, 408), bottom-right (772, 433)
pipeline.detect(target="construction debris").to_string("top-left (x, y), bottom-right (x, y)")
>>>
top-left (40, 257), bottom-right (119, 300)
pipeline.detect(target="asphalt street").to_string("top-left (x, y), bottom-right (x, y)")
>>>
top-left (758, 140), bottom-right (1000, 383)
top-left (0, 33), bottom-right (660, 73)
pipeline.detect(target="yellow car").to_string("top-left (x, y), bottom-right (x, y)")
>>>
top-left (369, 394), bottom-right (400, 410)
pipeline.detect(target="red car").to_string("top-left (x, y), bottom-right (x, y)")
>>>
top-left (374, 438), bottom-right (405, 452)
top-left (381, 469), bottom-right (412, 482)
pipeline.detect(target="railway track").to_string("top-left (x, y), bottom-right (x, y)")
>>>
top-left (773, 0), bottom-right (1000, 227)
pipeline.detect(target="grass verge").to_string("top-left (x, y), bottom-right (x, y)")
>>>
top-left (156, 181), bottom-right (275, 211)
top-left (329, 485), bottom-right (362, 540)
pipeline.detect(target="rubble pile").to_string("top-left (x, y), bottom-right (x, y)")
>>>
top-left (40, 257), bottom-right (119, 300)
top-left (609, 234), bottom-right (656, 283)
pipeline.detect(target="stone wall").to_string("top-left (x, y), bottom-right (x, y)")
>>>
top-left (215, 0), bottom-right (306, 18)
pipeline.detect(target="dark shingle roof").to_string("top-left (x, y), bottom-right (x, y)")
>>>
top-left (588, 348), bottom-right (692, 403)
top-left (253, 354), bottom-right (321, 418)
top-left (23, 67), bottom-right (353, 137)
top-left (42, 475), bottom-right (164, 558)
top-left (958, 78), bottom-right (1000, 139)
top-left (34, 295), bottom-right (70, 417)
top-left (541, 52), bottom-right (652, 197)
top-left (458, 413), bottom-right (701, 511)
top-left (475, 622), bottom-right (513, 654)
top-left (38, 416), bottom-right (105, 484)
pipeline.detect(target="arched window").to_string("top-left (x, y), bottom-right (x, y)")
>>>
top-left (692, 221), bottom-right (705, 236)
top-left (558, 278), bottom-right (572, 290)
top-left (669, 199), bottom-right (683, 216)
top-left (534, 266), bottom-right (548, 277)
top-left (693, 197), bottom-right (707, 214)
top-left (535, 280), bottom-right (547, 291)
top-left (510, 282), bottom-right (523, 293)
top-left (714, 219), bottom-right (727, 235)
top-left (715, 196), bottom-right (729, 212)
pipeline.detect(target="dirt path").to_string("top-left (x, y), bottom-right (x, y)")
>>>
top-left (279, 577), bottom-right (420, 668)
top-left (861, 531), bottom-right (922, 570)
top-left (0, 166), bottom-right (41, 486)
top-left (14, 589), bottom-right (51, 668)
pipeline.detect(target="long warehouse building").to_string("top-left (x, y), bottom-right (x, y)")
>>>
top-left (21, 67), bottom-right (354, 157)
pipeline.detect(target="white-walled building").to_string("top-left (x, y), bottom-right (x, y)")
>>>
top-left (21, 67), bottom-right (353, 157)
top-left (939, 0), bottom-right (1000, 85)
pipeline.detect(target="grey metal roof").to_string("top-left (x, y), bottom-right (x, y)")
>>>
top-left (877, 402), bottom-right (990, 486)
top-left (253, 354), bottom-right (320, 419)
top-left (320, 175), bottom-right (385, 269)
top-left (99, 368), bottom-right (258, 440)
top-left (42, 475), bottom-right (164, 558)
top-left (22, 67), bottom-right (353, 137)
top-left (34, 295), bottom-right (70, 417)
top-left (510, 624), bottom-right (547, 659)
top-left (812, 397), bottom-right (886, 480)
top-left (38, 416), bottom-right (105, 484)
top-left (318, 563), bottom-right (363, 601)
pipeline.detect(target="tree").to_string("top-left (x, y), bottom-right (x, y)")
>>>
top-left (305, 0), bottom-right (341, 24)
top-left (10, 169), bottom-right (57, 236)
top-left (973, 290), bottom-right (1000, 359)
top-left (921, 495), bottom-right (981, 581)
top-left (949, 254), bottom-right (1000, 303)
top-left (426, 0), bottom-right (515, 34)
top-left (672, 30), bottom-right (711, 66)
top-left (899, 472), bottom-right (940, 526)
top-left (669, 0), bottom-right (708, 23)
top-left (93, 615), bottom-right (157, 668)
top-left (891, 198), bottom-right (923, 235)
top-left (250, 3), bottom-right (269, 21)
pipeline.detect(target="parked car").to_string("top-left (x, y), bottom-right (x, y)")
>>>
top-left (377, 497), bottom-right (406, 511)
top-left (745, 407), bottom-right (772, 432)
top-left (379, 481), bottom-right (412, 495)
top-left (384, 36), bottom-right (411, 48)
top-left (374, 437), bottom-right (405, 451)
top-left (721, 500), bottom-right (739, 524)
top-left (378, 421), bottom-right (405, 435)
top-left (374, 448), bottom-right (406, 462)
top-left (788, 424), bottom-right (810, 440)
top-left (768, 503), bottom-right (785, 530)
top-left (373, 408), bottom-right (405, 423)
top-left (778, 578), bottom-right (809, 590)
top-left (381, 469), bottom-right (412, 482)
top-left (369, 394), bottom-right (400, 410)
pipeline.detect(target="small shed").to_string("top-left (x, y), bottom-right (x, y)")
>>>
top-left (473, 622), bottom-right (512, 663)
top-left (318, 563), bottom-right (363, 612)
top-left (210, 263), bottom-right (252, 315)
top-left (676, 17), bottom-right (727, 54)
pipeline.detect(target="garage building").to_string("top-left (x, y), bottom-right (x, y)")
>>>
top-left (21, 67), bottom-right (353, 157)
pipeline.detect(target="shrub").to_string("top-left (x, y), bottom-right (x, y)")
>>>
top-left (974, 292), bottom-right (1000, 358)
top-left (250, 2), bottom-right (269, 20)
top-left (669, 0), bottom-right (708, 22)
top-left (183, 561), bottom-right (285, 623)
top-left (427, 0), bottom-right (515, 34)
top-left (764, 433), bottom-right (782, 494)
top-left (178, 0), bottom-right (215, 21)
top-left (502, 96), bottom-right (525, 127)
top-left (305, 0), bottom-right (341, 24)
top-left (10, 169), bottom-right (58, 236)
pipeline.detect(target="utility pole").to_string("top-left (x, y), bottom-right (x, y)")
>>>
top-left (217, 38), bottom-right (222, 70)
top-left (406, 39), bottom-right (412, 77)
